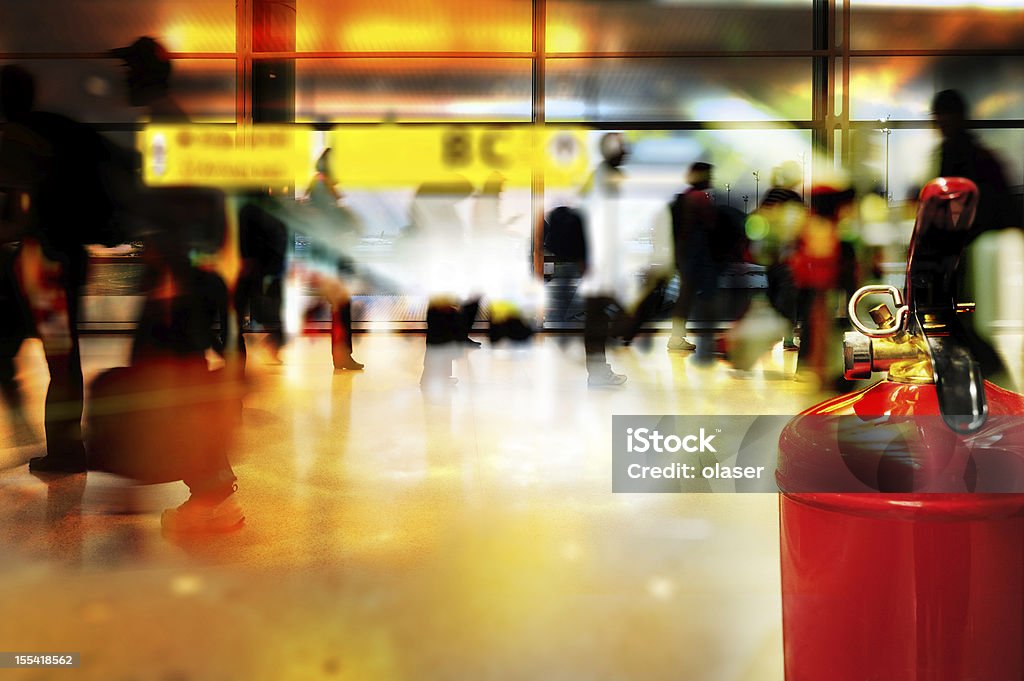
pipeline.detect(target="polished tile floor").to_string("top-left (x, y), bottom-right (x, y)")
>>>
top-left (0, 332), bottom-right (915, 680)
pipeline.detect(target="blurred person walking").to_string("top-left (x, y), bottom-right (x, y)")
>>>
top-left (236, 190), bottom-right (289, 364)
top-left (406, 177), bottom-right (478, 390)
top-left (930, 89), bottom-right (1014, 389)
top-left (302, 148), bottom-right (364, 371)
top-left (790, 185), bottom-right (854, 387)
top-left (471, 171), bottom-right (535, 344)
top-left (666, 162), bottom-right (717, 355)
top-left (0, 64), bottom-right (135, 473)
top-left (753, 161), bottom-right (806, 350)
top-left (932, 90), bottom-right (1012, 237)
top-left (580, 133), bottom-right (630, 386)
top-left (83, 38), bottom-right (244, 533)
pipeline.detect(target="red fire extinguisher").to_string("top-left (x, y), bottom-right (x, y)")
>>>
top-left (777, 177), bottom-right (1024, 681)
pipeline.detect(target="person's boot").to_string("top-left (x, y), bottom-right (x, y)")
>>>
top-left (29, 439), bottom-right (87, 474)
top-left (29, 454), bottom-right (87, 474)
top-left (331, 302), bottom-right (364, 371)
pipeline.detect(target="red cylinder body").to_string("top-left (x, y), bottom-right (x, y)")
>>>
top-left (778, 379), bottom-right (1024, 681)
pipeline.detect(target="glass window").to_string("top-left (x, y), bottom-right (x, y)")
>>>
top-left (850, 2), bottom-right (1024, 51)
top-left (0, 0), bottom-right (236, 53)
top-left (296, 59), bottom-right (532, 122)
top-left (294, 0), bottom-right (532, 53)
top-left (850, 127), bottom-right (1024, 209)
top-left (546, 58), bottom-right (813, 122)
top-left (169, 60), bottom-right (237, 122)
top-left (849, 57), bottom-right (1024, 121)
top-left (546, 0), bottom-right (814, 53)
top-left (0, 59), bottom-right (235, 123)
top-left (545, 129), bottom-right (814, 214)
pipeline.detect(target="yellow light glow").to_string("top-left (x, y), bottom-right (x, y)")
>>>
top-left (849, 67), bottom-right (917, 117)
top-left (546, 23), bottom-right (584, 53)
top-left (160, 19), bottom-right (235, 53)
top-left (974, 91), bottom-right (1024, 118)
top-left (299, 5), bottom-right (531, 52)
top-left (342, 19), bottom-right (454, 51)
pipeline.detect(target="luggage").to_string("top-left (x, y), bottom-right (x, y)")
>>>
top-left (87, 360), bottom-right (242, 484)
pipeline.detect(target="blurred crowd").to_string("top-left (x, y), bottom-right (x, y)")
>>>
top-left (1, 36), bottom-right (1018, 534)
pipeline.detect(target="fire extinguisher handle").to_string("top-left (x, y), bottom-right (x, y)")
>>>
top-left (928, 335), bottom-right (989, 433)
top-left (907, 177), bottom-right (988, 433)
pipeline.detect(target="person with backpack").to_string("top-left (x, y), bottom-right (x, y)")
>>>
top-left (666, 162), bottom-right (717, 353)
top-left (929, 88), bottom-right (1014, 389)
top-left (0, 64), bottom-right (137, 474)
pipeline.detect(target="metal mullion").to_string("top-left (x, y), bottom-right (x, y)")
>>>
top-left (531, 0), bottom-right (546, 278)
top-left (0, 52), bottom-right (236, 60)
top-left (841, 0), bottom-right (851, 166)
top-left (243, 51), bottom-right (830, 61)
top-left (850, 49), bottom-right (1024, 58)
top-left (249, 51), bottom-right (534, 60)
top-left (559, 121), bottom-right (817, 131)
top-left (296, 120), bottom-right (820, 131)
top-left (306, 120), bottom-right (538, 129)
top-left (236, 0), bottom-right (253, 125)
top-left (544, 50), bottom-right (828, 59)
top-left (849, 119), bottom-right (1024, 130)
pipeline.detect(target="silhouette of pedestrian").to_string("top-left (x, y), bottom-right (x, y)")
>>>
top-left (0, 64), bottom-right (132, 473)
top-left (580, 133), bottom-right (630, 386)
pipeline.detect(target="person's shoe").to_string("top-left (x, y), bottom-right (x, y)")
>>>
top-left (588, 365), bottom-right (627, 387)
top-left (334, 357), bottom-right (365, 371)
top-left (263, 337), bottom-right (284, 365)
top-left (29, 455), bottom-right (86, 475)
top-left (161, 491), bottom-right (244, 534)
top-left (462, 337), bottom-right (482, 349)
top-left (633, 333), bottom-right (654, 352)
top-left (667, 336), bottom-right (696, 352)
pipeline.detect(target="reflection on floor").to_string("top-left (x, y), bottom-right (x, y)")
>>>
top-left (0, 332), bottom-right (871, 680)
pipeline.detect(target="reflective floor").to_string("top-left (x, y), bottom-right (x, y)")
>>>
top-left (0, 332), bottom-right (950, 680)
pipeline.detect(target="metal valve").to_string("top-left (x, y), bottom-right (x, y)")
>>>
top-left (844, 288), bottom-right (933, 382)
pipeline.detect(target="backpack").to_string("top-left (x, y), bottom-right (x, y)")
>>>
top-left (543, 205), bottom-right (588, 266)
top-left (8, 112), bottom-right (140, 248)
top-left (711, 205), bottom-right (749, 263)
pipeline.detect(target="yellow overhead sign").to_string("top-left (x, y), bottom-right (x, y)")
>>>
top-left (140, 125), bottom-right (311, 188)
top-left (142, 125), bottom-right (591, 190)
top-left (328, 125), bottom-right (590, 189)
